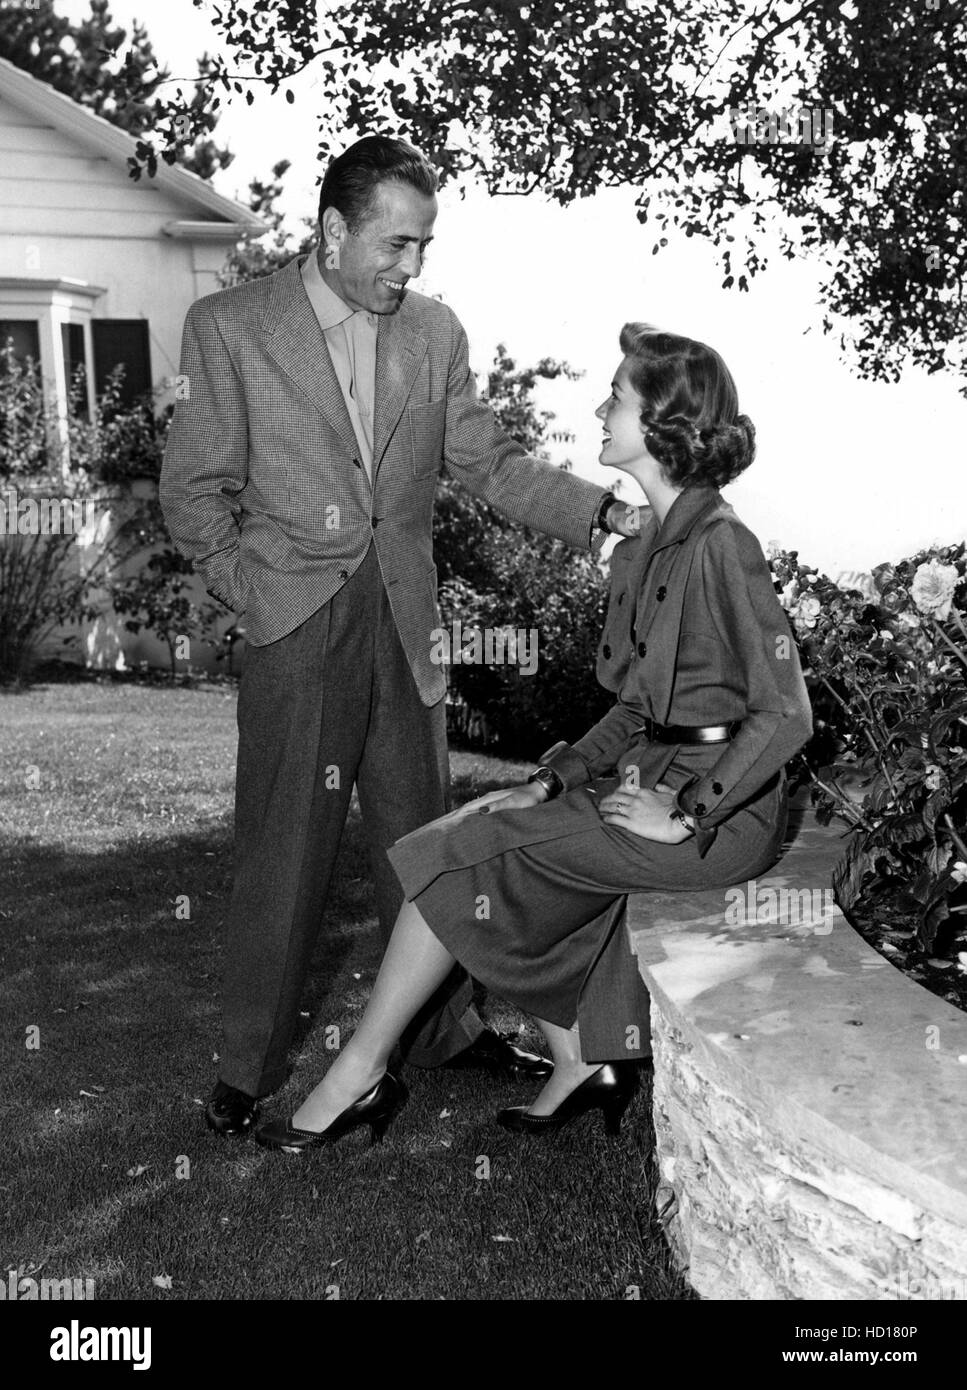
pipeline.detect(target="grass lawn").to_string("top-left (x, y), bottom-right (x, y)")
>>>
top-left (0, 680), bottom-right (693, 1301)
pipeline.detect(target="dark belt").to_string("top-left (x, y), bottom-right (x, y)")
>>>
top-left (635, 716), bottom-right (742, 745)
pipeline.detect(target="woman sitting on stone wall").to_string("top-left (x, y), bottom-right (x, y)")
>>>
top-left (255, 323), bottom-right (814, 1153)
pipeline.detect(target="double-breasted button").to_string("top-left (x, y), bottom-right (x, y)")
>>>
top-left (602, 643), bottom-right (612, 659)
top-left (338, 568), bottom-right (349, 580)
top-left (656, 585), bottom-right (667, 601)
top-left (712, 781), bottom-right (723, 794)
top-left (694, 801), bottom-right (707, 816)
top-left (637, 641), bottom-right (647, 657)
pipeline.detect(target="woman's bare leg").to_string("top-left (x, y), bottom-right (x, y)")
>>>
top-left (524, 1018), bottom-right (601, 1116)
top-left (291, 898), bottom-right (457, 1132)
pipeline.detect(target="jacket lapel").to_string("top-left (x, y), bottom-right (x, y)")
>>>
top-left (625, 510), bottom-right (658, 601)
top-left (633, 488), bottom-right (731, 723)
top-left (635, 488), bottom-right (727, 622)
top-left (372, 302), bottom-right (430, 480)
top-left (260, 258), bottom-right (359, 458)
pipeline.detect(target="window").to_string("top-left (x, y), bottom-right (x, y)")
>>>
top-left (0, 320), bottom-right (43, 469)
top-left (92, 320), bottom-right (151, 409)
top-left (0, 319), bottom-right (41, 370)
top-left (61, 322), bottom-right (89, 419)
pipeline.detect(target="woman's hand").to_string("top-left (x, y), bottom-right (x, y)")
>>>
top-left (446, 783), bottom-right (547, 821)
top-left (597, 782), bottom-right (694, 843)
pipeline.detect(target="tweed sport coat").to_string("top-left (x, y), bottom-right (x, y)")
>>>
top-left (539, 485), bottom-right (814, 857)
top-left (159, 254), bottom-right (609, 706)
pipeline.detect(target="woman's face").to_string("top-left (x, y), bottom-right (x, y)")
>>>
top-left (595, 357), bottom-right (649, 472)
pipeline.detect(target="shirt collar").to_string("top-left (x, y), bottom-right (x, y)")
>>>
top-left (300, 250), bottom-right (354, 331)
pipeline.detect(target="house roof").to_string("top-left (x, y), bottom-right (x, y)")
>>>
top-left (0, 54), bottom-right (269, 238)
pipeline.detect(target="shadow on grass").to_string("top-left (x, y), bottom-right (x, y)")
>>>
top-left (1, 790), bottom-right (691, 1301)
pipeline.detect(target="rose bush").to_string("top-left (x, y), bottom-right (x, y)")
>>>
top-left (768, 541), bottom-right (967, 954)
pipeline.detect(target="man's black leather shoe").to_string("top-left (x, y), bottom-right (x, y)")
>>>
top-left (445, 1029), bottom-right (553, 1078)
top-left (205, 1080), bottom-right (260, 1136)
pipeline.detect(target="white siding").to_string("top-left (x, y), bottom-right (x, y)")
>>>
top-left (0, 91), bottom-right (237, 384)
top-left (0, 74), bottom-right (257, 674)
top-left (0, 94), bottom-right (190, 224)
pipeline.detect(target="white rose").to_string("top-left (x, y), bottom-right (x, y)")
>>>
top-left (780, 579), bottom-right (800, 610)
top-left (911, 558), bottom-right (959, 621)
top-left (794, 593), bottom-right (822, 629)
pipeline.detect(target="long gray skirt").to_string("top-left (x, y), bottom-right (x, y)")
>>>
top-left (386, 745), bottom-right (790, 1063)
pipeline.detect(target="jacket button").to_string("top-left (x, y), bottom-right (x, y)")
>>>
top-left (712, 781), bottom-right (723, 794)
top-left (602, 643), bottom-right (612, 659)
top-left (371, 516), bottom-right (380, 527)
top-left (637, 641), bottom-right (647, 657)
top-left (338, 568), bottom-right (349, 580)
top-left (656, 586), bottom-right (666, 601)
top-left (694, 802), bottom-right (706, 816)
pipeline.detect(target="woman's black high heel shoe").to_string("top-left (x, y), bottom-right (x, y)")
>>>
top-left (255, 1072), bottom-right (407, 1153)
top-left (496, 1062), bottom-right (639, 1136)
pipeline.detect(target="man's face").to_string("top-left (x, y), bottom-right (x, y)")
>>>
top-left (321, 181), bottom-right (437, 314)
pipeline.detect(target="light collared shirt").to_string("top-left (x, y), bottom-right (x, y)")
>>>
top-left (300, 249), bottom-right (378, 480)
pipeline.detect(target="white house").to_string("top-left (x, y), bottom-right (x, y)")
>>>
top-left (0, 55), bottom-right (268, 673)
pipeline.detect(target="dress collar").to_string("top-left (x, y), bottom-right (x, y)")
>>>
top-left (648, 484), bottom-right (725, 553)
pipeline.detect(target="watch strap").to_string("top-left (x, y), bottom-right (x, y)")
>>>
top-left (595, 491), bottom-right (617, 533)
top-left (528, 766), bottom-right (565, 800)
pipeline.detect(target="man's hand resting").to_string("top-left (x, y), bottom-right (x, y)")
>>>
top-left (606, 500), bottom-right (644, 538)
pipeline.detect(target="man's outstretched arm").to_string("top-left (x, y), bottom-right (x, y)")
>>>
top-left (441, 309), bottom-right (640, 549)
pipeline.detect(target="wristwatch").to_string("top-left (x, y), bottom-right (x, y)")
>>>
top-left (528, 766), bottom-right (565, 801)
top-left (596, 491), bottom-right (618, 533)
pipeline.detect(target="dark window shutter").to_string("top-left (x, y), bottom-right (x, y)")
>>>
top-left (61, 322), bottom-right (89, 418)
top-left (92, 319), bottom-right (151, 408)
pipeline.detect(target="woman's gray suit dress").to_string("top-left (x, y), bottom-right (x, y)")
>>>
top-left (388, 485), bottom-right (814, 1062)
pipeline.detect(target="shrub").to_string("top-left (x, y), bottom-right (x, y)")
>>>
top-left (0, 348), bottom-right (172, 682)
top-left (431, 343), bottom-right (614, 753)
top-left (435, 493), bottom-right (613, 754)
top-left (768, 541), bottom-right (967, 953)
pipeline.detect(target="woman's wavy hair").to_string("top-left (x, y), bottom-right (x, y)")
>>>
top-left (619, 324), bottom-right (756, 488)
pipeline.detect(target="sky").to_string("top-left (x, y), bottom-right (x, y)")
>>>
top-left (55, 0), bottom-right (967, 582)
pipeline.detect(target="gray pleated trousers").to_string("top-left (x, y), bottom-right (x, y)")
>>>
top-left (218, 541), bottom-right (484, 1097)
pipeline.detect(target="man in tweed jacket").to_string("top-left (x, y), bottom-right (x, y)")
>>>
top-left (161, 136), bottom-right (634, 1136)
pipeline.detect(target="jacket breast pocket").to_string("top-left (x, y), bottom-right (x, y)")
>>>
top-left (409, 399), bottom-right (447, 478)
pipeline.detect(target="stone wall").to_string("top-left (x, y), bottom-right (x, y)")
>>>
top-left (628, 802), bottom-right (967, 1300)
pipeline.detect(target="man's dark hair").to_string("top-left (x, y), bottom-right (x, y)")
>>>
top-left (317, 136), bottom-right (438, 233)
